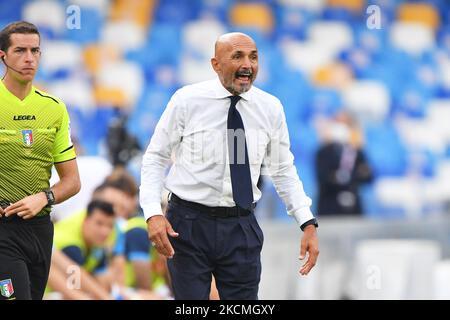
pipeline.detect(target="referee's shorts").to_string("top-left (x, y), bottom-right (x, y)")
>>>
top-left (0, 214), bottom-right (53, 300)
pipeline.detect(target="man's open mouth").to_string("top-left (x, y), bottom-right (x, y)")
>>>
top-left (235, 70), bottom-right (252, 82)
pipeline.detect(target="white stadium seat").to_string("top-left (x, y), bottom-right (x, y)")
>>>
top-left (277, 0), bottom-right (326, 12)
top-left (390, 22), bottom-right (435, 55)
top-left (343, 80), bottom-right (390, 122)
top-left (308, 21), bottom-right (354, 56)
top-left (47, 77), bottom-right (95, 110)
top-left (41, 41), bottom-right (83, 73)
top-left (182, 18), bottom-right (226, 60)
top-left (280, 39), bottom-right (335, 75)
top-left (23, 0), bottom-right (65, 35)
top-left (101, 21), bottom-right (146, 52)
top-left (96, 61), bottom-right (145, 106)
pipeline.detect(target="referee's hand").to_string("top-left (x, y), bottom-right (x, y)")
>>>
top-left (147, 215), bottom-right (179, 259)
top-left (299, 225), bottom-right (319, 276)
top-left (3, 192), bottom-right (47, 220)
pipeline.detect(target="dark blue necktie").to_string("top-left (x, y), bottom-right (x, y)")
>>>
top-left (227, 95), bottom-right (254, 210)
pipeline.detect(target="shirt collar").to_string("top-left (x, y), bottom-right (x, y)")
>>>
top-left (212, 77), bottom-right (252, 102)
top-left (0, 80), bottom-right (35, 104)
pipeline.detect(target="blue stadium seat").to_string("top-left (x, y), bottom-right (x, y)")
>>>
top-left (0, 0), bottom-right (24, 21)
top-left (392, 82), bottom-right (431, 118)
top-left (322, 7), bottom-right (360, 22)
top-left (274, 6), bottom-right (314, 41)
top-left (309, 88), bottom-right (343, 118)
top-left (364, 122), bottom-right (408, 177)
top-left (154, 0), bottom-right (201, 25)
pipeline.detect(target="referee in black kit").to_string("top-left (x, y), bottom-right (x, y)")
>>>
top-left (140, 32), bottom-right (319, 299)
top-left (0, 21), bottom-right (80, 300)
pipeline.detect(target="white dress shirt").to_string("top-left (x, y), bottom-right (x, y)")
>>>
top-left (140, 78), bottom-right (315, 227)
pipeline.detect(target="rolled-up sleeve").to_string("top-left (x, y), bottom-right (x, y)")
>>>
top-left (139, 91), bottom-right (184, 221)
top-left (262, 101), bottom-right (315, 228)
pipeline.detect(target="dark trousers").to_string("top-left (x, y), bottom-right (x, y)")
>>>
top-left (0, 215), bottom-right (53, 300)
top-left (166, 200), bottom-right (264, 300)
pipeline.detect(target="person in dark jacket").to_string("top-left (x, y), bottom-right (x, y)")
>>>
top-left (315, 112), bottom-right (373, 216)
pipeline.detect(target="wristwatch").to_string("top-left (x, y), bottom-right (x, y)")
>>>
top-left (300, 218), bottom-right (318, 231)
top-left (44, 189), bottom-right (56, 207)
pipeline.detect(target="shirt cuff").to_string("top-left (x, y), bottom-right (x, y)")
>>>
top-left (142, 202), bottom-right (164, 222)
top-left (291, 207), bottom-right (315, 229)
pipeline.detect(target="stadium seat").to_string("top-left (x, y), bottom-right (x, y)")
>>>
top-left (327, 0), bottom-right (364, 13)
top-left (280, 39), bottom-right (335, 75)
top-left (146, 22), bottom-right (182, 65)
top-left (364, 122), bottom-right (408, 177)
top-left (83, 44), bottom-right (121, 74)
top-left (276, 6), bottom-right (313, 40)
top-left (393, 84), bottom-right (431, 119)
top-left (277, 0), bottom-right (326, 13)
top-left (0, 1), bottom-right (24, 21)
top-left (229, 3), bottom-right (274, 34)
top-left (374, 177), bottom-right (424, 215)
top-left (94, 86), bottom-right (128, 108)
top-left (69, 0), bottom-right (109, 11)
top-left (179, 55), bottom-right (216, 85)
top-left (312, 63), bottom-right (353, 89)
top-left (182, 18), bottom-right (226, 60)
top-left (390, 22), bottom-right (435, 56)
top-left (396, 117), bottom-right (447, 155)
top-left (348, 239), bottom-right (441, 299)
top-left (40, 41), bottom-right (83, 75)
top-left (101, 21), bottom-right (146, 52)
top-left (427, 99), bottom-right (450, 146)
top-left (110, 0), bottom-right (154, 27)
top-left (309, 88), bottom-right (343, 117)
top-left (153, 0), bottom-right (200, 25)
top-left (307, 21), bottom-right (354, 57)
top-left (398, 3), bottom-right (440, 30)
top-left (22, 0), bottom-right (65, 37)
top-left (95, 60), bottom-right (145, 107)
top-left (46, 77), bottom-right (95, 110)
top-left (342, 80), bottom-right (390, 122)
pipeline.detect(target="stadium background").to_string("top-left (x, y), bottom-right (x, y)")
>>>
top-left (1, 0), bottom-right (450, 299)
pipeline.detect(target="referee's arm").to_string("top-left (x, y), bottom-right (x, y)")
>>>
top-left (3, 160), bottom-right (80, 219)
top-left (52, 159), bottom-right (81, 204)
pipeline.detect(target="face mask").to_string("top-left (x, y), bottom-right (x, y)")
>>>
top-left (329, 123), bottom-right (350, 144)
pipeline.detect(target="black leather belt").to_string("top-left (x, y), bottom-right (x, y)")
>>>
top-left (170, 194), bottom-right (255, 218)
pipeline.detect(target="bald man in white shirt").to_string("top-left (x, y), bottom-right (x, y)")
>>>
top-left (140, 32), bottom-right (319, 300)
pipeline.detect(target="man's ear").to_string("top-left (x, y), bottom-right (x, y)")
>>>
top-left (211, 57), bottom-right (219, 73)
top-left (0, 49), bottom-right (5, 60)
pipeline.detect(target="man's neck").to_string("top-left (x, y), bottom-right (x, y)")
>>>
top-left (2, 75), bottom-right (32, 100)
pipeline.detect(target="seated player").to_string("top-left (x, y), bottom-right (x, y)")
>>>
top-left (46, 200), bottom-right (116, 298)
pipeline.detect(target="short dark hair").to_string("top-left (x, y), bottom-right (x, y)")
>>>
top-left (86, 200), bottom-right (115, 218)
top-left (92, 179), bottom-right (137, 198)
top-left (0, 21), bottom-right (40, 52)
